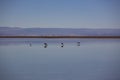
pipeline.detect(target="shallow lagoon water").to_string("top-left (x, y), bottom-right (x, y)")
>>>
top-left (0, 38), bottom-right (120, 80)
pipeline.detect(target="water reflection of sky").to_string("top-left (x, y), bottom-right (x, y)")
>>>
top-left (0, 39), bottom-right (120, 80)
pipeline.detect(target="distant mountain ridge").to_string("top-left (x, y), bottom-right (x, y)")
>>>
top-left (0, 27), bottom-right (120, 36)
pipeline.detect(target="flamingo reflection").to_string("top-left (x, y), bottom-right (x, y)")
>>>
top-left (29, 43), bottom-right (32, 47)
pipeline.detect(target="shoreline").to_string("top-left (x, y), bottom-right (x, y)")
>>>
top-left (0, 36), bottom-right (120, 38)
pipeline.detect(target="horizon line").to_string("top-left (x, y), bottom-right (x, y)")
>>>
top-left (0, 26), bottom-right (120, 29)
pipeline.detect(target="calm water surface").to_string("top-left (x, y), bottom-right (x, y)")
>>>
top-left (0, 38), bottom-right (120, 80)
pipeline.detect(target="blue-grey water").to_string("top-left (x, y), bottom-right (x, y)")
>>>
top-left (0, 38), bottom-right (120, 80)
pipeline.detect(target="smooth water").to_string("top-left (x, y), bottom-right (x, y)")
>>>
top-left (0, 38), bottom-right (120, 80)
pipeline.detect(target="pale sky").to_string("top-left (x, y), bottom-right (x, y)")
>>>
top-left (0, 0), bottom-right (120, 28)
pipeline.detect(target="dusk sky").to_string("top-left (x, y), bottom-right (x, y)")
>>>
top-left (0, 0), bottom-right (120, 28)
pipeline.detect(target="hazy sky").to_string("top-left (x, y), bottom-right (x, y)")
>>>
top-left (0, 0), bottom-right (120, 28)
